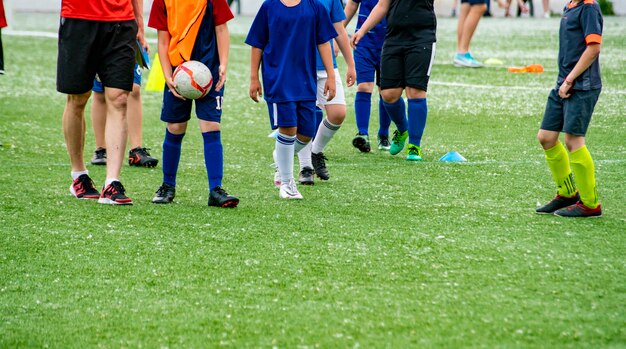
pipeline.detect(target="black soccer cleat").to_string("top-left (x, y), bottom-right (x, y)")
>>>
top-left (128, 147), bottom-right (159, 167)
top-left (299, 166), bottom-right (315, 185)
top-left (536, 193), bottom-right (580, 214)
top-left (311, 152), bottom-right (330, 180)
top-left (352, 133), bottom-right (371, 153)
top-left (554, 202), bottom-right (602, 218)
top-left (208, 186), bottom-right (239, 208)
top-left (91, 147), bottom-right (107, 165)
top-left (152, 183), bottom-right (176, 204)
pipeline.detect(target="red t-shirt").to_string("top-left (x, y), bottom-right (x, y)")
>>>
top-left (148, 0), bottom-right (233, 32)
top-left (0, 0), bottom-right (7, 28)
top-left (61, 0), bottom-right (135, 21)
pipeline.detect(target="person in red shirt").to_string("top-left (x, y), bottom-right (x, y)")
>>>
top-left (57, 0), bottom-right (146, 205)
top-left (0, 0), bottom-right (7, 74)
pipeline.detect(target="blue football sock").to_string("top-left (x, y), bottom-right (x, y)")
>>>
top-left (355, 92), bottom-right (372, 135)
top-left (162, 128), bottom-right (185, 187)
top-left (378, 96), bottom-right (391, 137)
top-left (383, 98), bottom-right (408, 133)
top-left (202, 130), bottom-right (223, 191)
top-left (408, 98), bottom-right (428, 146)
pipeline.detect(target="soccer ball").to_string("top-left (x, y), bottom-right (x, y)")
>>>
top-left (173, 60), bottom-right (213, 99)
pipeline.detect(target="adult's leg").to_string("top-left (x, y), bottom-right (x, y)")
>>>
top-left (103, 87), bottom-right (130, 180)
top-left (63, 92), bottom-right (92, 172)
top-left (457, 3), bottom-right (487, 53)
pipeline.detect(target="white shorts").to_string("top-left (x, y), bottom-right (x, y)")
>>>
top-left (316, 68), bottom-right (346, 107)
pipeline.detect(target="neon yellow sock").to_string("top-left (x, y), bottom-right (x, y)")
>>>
top-left (544, 142), bottom-right (576, 197)
top-left (570, 145), bottom-right (599, 208)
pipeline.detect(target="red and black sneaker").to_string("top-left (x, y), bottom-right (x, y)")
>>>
top-left (536, 193), bottom-right (580, 214)
top-left (128, 147), bottom-right (158, 168)
top-left (70, 174), bottom-right (100, 199)
top-left (554, 202), bottom-right (602, 218)
top-left (98, 181), bottom-right (133, 205)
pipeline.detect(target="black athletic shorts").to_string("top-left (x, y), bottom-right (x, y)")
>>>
top-left (380, 42), bottom-right (436, 92)
top-left (540, 87), bottom-right (601, 136)
top-left (57, 17), bottom-right (137, 94)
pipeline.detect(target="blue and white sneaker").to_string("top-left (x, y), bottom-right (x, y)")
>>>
top-left (453, 52), bottom-right (484, 68)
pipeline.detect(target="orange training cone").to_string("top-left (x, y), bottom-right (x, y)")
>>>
top-left (507, 64), bottom-right (544, 73)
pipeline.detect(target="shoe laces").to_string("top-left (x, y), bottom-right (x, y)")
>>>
top-left (156, 183), bottom-right (173, 196)
top-left (132, 147), bottom-right (152, 157)
top-left (107, 181), bottom-right (126, 195)
top-left (391, 130), bottom-right (403, 142)
top-left (212, 186), bottom-right (227, 196)
top-left (76, 175), bottom-right (96, 191)
top-left (301, 167), bottom-right (314, 176)
top-left (94, 148), bottom-right (106, 157)
top-left (312, 152), bottom-right (327, 165)
top-left (407, 145), bottom-right (420, 155)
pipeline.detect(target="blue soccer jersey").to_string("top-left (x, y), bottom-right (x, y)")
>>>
top-left (314, 0), bottom-right (346, 71)
top-left (245, 0), bottom-right (337, 103)
top-left (558, 0), bottom-right (603, 90)
top-left (353, 0), bottom-right (386, 50)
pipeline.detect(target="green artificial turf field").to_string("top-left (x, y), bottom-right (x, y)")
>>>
top-left (1, 13), bottom-right (624, 348)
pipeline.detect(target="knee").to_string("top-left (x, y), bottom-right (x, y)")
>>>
top-left (537, 131), bottom-right (557, 149)
top-left (167, 123), bottom-right (187, 135)
top-left (107, 91), bottom-right (129, 112)
top-left (67, 92), bottom-right (91, 110)
top-left (380, 91), bottom-right (400, 104)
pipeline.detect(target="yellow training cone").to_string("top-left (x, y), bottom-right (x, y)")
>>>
top-left (146, 54), bottom-right (166, 91)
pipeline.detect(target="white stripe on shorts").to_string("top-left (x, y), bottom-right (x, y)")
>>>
top-left (427, 43), bottom-right (436, 77)
top-left (272, 103), bottom-right (278, 127)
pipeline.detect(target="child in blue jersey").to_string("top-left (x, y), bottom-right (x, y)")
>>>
top-left (536, 0), bottom-right (603, 217)
top-left (246, 0), bottom-right (338, 199)
top-left (295, 0), bottom-right (356, 185)
top-left (352, 0), bottom-right (436, 162)
top-left (148, 0), bottom-right (239, 208)
top-left (344, 0), bottom-right (391, 153)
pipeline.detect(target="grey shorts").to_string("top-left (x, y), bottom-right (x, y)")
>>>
top-left (540, 87), bottom-right (601, 136)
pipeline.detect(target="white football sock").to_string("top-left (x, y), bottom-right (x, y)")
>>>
top-left (311, 118), bottom-right (341, 154)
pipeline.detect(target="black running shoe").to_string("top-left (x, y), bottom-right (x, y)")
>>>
top-left (91, 148), bottom-right (107, 165)
top-left (98, 181), bottom-right (133, 205)
top-left (128, 147), bottom-right (158, 167)
top-left (299, 166), bottom-right (315, 185)
top-left (352, 134), bottom-right (371, 153)
top-left (536, 193), bottom-right (579, 214)
top-left (311, 152), bottom-right (330, 180)
top-left (152, 183), bottom-right (176, 204)
top-left (208, 186), bottom-right (239, 208)
top-left (70, 174), bottom-right (100, 199)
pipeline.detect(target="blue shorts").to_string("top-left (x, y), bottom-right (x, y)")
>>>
top-left (160, 87), bottom-right (224, 123)
top-left (540, 88), bottom-right (600, 136)
top-left (92, 63), bottom-right (142, 93)
top-left (461, 0), bottom-right (488, 5)
top-left (354, 45), bottom-right (381, 86)
top-left (267, 101), bottom-right (317, 138)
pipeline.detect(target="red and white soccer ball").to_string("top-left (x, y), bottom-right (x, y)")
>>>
top-left (173, 60), bottom-right (213, 99)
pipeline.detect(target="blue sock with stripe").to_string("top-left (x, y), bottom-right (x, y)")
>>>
top-left (407, 98), bottom-right (427, 146)
top-left (355, 92), bottom-right (371, 135)
top-left (383, 98), bottom-right (408, 133)
top-left (202, 130), bottom-right (223, 191)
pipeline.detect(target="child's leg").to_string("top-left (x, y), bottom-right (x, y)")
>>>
top-left (378, 94), bottom-right (391, 138)
top-left (566, 136), bottom-right (599, 208)
top-left (276, 128), bottom-right (296, 184)
top-left (200, 120), bottom-right (223, 192)
top-left (406, 88), bottom-right (428, 147)
top-left (162, 123), bottom-right (187, 186)
top-left (381, 89), bottom-right (408, 133)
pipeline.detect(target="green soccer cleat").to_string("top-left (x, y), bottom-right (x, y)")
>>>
top-left (389, 130), bottom-right (408, 155)
top-left (406, 144), bottom-right (422, 161)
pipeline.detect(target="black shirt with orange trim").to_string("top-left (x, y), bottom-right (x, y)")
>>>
top-left (557, 0), bottom-right (603, 90)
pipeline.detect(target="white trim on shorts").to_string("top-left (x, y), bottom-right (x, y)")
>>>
top-left (427, 43), bottom-right (436, 77)
top-left (316, 68), bottom-right (346, 107)
top-left (272, 103), bottom-right (278, 127)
